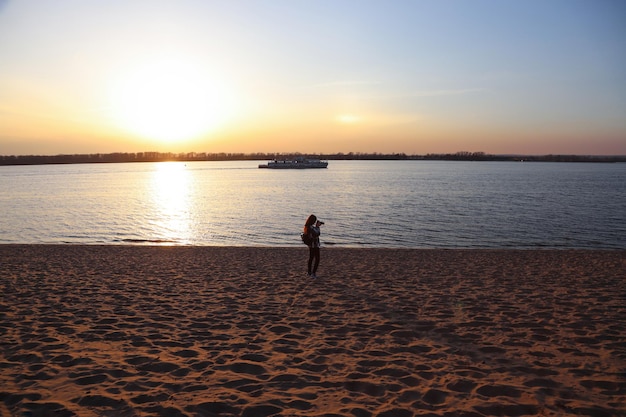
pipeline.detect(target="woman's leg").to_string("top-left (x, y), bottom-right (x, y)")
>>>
top-left (308, 247), bottom-right (315, 275)
top-left (312, 247), bottom-right (320, 275)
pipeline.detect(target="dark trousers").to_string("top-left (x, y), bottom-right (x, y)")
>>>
top-left (308, 246), bottom-right (320, 275)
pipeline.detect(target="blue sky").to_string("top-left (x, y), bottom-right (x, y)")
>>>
top-left (0, 0), bottom-right (624, 155)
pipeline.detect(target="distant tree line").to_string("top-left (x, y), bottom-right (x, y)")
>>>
top-left (0, 151), bottom-right (624, 166)
top-left (421, 152), bottom-right (626, 162)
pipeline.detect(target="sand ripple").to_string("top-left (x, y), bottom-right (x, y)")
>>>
top-left (1, 245), bottom-right (625, 416)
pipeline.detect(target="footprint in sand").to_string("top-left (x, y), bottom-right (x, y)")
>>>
top-left (130, 393), bottom-right (170, 405)
top-left (172, 349), bottom-right (199, 358)
top-left (223, 362), bottom-right (269, 379)
top-left (74, 373), bottom-right (109, 385)
top-left (476, 384), bottom-right (522, 398)
top-left (446, 379), bottom-right (478, 393)
top-left (74, 394), bottom-right (127, 408)
top-left (136, 360), bottom-right (180, 373)
top-left (186, 402), bottom-right (239, 416)
top-left (422, 388), bottom-right (449, 405)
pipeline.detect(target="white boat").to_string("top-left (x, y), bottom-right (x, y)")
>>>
top-left (258, 158), bottom-right (328, 169)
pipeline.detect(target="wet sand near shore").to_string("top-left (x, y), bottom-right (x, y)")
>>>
top-left (1, 245), bottom-right (625, 416)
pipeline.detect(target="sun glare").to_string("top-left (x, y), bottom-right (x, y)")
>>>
top-left (108, 58), bottom-right (234, 144)
top-left (336, 114), bottom-right (361, 124)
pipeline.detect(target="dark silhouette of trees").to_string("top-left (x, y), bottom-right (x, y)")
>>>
top-left (0, 151), bottom-right (624, 166)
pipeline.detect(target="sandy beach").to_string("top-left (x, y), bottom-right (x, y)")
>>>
top-left (1, 245), bottom-right (624, 417)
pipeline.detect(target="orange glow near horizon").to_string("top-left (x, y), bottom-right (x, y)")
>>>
top-left (0, 2), bottom-right (624, 156)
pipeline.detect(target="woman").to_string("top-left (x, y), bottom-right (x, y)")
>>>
top-left (304, 214), bottom-right (323, 278)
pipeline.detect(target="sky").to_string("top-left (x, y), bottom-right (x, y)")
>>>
top-left (0, 0), bottom-right (625, 156)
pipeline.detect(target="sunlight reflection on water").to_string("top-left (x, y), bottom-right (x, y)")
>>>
top-left (150, 162), bottom-right (193, 244)
top-left (1, 160), bottom-right (625, 248)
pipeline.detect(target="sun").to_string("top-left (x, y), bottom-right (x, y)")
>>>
top-left (336, 114), bottom-right (361, 124)
top-left (108, 58), bottom-right (234, 144)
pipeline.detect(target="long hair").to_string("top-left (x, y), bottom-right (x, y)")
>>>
top-left (304, 214), bottom-right (317, 233)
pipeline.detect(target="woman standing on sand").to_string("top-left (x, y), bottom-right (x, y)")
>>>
top-left (304, 214), bottom-right (323, 278)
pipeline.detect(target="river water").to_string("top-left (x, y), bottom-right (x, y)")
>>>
top-left (1, 160), bottom-right (624, 248)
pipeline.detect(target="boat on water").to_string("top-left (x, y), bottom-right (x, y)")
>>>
top-left (258, 158), bottom-right (328, 169)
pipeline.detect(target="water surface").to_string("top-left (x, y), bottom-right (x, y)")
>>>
top-left (1, 160), bottom-right (624, 248)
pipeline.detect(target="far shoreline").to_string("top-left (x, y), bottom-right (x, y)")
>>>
top-left (1, 151), bottom-right (626, 166)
